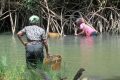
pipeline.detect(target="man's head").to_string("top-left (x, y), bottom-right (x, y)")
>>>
top-left (75, 18), bottom-right (85, 27)
top-left (29, 15), bottom-right (40, 24)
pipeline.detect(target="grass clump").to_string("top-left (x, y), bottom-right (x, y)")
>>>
top-left (0, 56), bottom-right (64, 80)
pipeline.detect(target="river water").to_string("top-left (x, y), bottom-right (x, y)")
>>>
top-left (0, 33), bottom-right (120, 80)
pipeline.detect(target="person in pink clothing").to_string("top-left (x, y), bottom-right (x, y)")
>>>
top-left (75, 18), bottom-right (98, 36)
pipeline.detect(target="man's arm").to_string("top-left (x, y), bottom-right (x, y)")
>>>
top-left (17, 31), bottom-right (27, 46)
top-left (75, 29), bottom-right (84, 36)
top-left (43, 39), bottom-right (49, 57)
top-left (78, 30), bottom-right (84, 35)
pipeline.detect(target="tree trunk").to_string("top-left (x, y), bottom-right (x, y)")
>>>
top-left (0, 0), bottom-right (6, 16)
top-left (10, 12), bottom-right (17, 35)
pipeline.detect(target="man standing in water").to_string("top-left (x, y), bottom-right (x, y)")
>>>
top-left (75, 18), bottom-right (98, 36)
top-left (17, 15), bottom-right (49, 68)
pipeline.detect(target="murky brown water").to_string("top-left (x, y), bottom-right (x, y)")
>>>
top-left (1, 33), bottom-right (120, 80)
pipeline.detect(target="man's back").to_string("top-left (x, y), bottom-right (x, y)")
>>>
top-left (21, 25), bottom-right (46, 41)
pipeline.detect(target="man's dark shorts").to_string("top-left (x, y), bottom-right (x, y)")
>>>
top-left (25, 41), bottom-right (44, 68)
top-left (91, 31), bottom-right (98, 36)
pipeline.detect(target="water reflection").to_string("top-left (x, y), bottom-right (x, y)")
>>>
top-left (80, 37), bottom-right (95, 68)
top-left (80, 36), bottom-right (94, 48)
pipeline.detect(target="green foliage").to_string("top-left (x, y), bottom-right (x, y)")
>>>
top-left (1, 0), bottom-right (120, 34)
top-left (23, 0), bottom-right (39, 13)
top-left (0, 56), bottom-right (63, 80)
top-left (0, 56), bottom-right (7, 76)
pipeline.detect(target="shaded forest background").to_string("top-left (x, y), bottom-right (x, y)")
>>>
top-left (0, 0), bottom-right (120, 35)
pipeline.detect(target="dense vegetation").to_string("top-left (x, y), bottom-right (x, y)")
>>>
top-left (0, 0), bottom-right (120, 35)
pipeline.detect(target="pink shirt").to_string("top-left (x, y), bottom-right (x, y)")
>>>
top-left (80, 23), bottom-right (96, 36)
